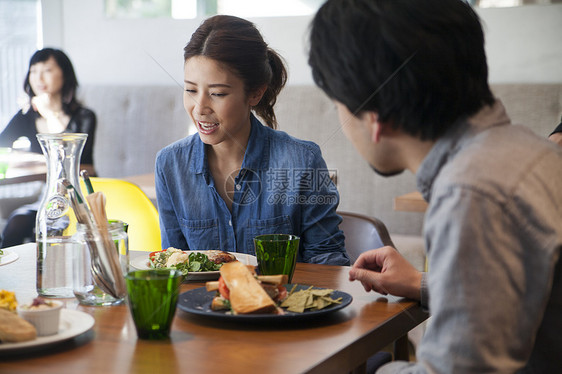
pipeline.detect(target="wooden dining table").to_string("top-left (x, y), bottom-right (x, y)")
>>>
top-left (0, 244), bottom-right (428, 374)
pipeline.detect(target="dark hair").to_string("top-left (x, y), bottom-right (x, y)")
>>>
top-left (184, 15), bottom-right (287, 129)
top-left (308, 0), bottom-right (495, 141)
top-left (23, 48), bottom-right (81, 114)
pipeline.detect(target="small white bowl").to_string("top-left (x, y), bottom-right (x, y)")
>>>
top-left (17, 300), bottom-right (63, 336)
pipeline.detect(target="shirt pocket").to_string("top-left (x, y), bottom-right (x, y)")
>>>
top-left (245, 215), bottom-right (293, 253)
top-left (179, 217), bottom-right (221, 250)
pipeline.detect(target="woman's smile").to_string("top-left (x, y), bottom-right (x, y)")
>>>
top-left (197, 121), bottom-right (219, 135)
top-left (184, 56), bottom-right (253, 148)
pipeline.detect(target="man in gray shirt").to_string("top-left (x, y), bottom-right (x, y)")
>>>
top-left (308, 0), bottom-right (562, 372)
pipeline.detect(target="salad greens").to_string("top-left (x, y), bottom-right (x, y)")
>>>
top-left (175, 252), bottom-right (222, 274)
top-left (150, 250), bottom-right (222, 275)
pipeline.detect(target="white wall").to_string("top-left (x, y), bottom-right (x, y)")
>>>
top-left (479, 5), bottom-right (562, 83)
top-left (42, 0), bottom-right (562, 86)
top-left (41, 0), bottom-right (314, 86)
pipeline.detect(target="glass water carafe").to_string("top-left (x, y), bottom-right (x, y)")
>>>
top-left (36, 133), bottom-right (88, 298)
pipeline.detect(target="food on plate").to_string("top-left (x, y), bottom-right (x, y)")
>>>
top-left (206, 276), bottom-right (343, 315)
top-left (149, 247), bottom-right (184, 268)
top-left (165, 250), bottom-right (189, 268)
top-left (207, 261), bottom-right (288, 314)
top-left (18, 297), bottom-right (58, 311)
top-left (0, 290), bottom-right (18, 312)
top-left (205, 250), bottom-right (237, 264)
top-left (281, 285), bottom-right (342, 313)
top-left (0, 308), bottom-right (37, 343)
top-left (17, 298), bottom-right (63, 336)
top-left (149, 247), bottom-right (237, 274)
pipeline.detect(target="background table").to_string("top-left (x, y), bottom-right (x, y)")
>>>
top-left (393, 191), bottom-right (428, 212)
top-left (122, 173), bottom-right (156, 201)
top-left (0, 244), bottom-right (428, 374)
top-left (0, 151), bottom-right (46, 186)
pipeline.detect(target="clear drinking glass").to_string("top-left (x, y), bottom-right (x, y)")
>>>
top-left (73, 220), bottom-right (129, 306)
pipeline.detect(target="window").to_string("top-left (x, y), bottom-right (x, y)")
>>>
top-left (472, 0), bottom-right (562, 6)
top-left (105, 0), bottom-right (325, 19)
top-left (212, 0), bottom-right (325, 18)
top-left (0, 0), bottom-right (40, 130)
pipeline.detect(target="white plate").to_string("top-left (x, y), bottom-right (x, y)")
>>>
top-left (130, 250), bottom-right (258, 281)
top-left (0, 250), bottom-right (19, 266)
top-left (0, 309), bottom-right (95, 351)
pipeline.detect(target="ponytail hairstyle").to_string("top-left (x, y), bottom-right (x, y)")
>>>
top-left (184, 15), bottom-right (287, 129)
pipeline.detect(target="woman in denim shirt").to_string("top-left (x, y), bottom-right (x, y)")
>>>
top-left (155, 15), bottom-right (349, 265)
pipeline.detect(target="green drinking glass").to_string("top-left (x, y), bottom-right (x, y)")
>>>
top-left (125, 269), bottom-right (182, 340)
top-left (254, 234), bottom-right (300, 283)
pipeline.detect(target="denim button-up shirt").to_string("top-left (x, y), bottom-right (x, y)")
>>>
top-left (155, 115), bottom-right (349, 265)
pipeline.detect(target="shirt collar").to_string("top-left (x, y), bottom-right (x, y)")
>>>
top-left (416, 100), bottom-right (511, 201)
top-left (190, 113), bottom-right (271, 175)
top-left (241, 114), bottom-right (271, 170)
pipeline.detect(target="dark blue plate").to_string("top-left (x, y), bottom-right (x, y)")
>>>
top-left (177, 284), bottom-right (353, 322)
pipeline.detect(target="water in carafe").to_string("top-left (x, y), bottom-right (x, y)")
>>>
top-left (36, 133), bottom-right (88, 298)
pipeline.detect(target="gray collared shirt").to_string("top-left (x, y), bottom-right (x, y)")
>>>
top-left (380, 101), bottom-right (562, 373)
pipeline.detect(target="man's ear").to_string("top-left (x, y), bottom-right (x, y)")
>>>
top-left (249, 85), bottom-right (267, 107)
top-left (362, 111), bottom-right (382, 143)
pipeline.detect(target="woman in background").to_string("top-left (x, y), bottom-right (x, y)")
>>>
top-left (0, 48), bottom-right (96, 247)
top-left (156, 15), bottom-right (349, 265)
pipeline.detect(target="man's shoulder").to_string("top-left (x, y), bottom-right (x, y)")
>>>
top-left (452, 124), bottom-right (560, 176)
top-left (435, 124), bottom-right (562, 206)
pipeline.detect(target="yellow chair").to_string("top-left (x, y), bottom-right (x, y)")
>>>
top-left (79, 177), bottom-right (161, 252)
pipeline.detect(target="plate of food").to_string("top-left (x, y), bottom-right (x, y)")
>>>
top-left (0, 249), bottom-right (18, 266)
top-left (129, 248), bottom-right (258, 281)
top-left (176, 261), bottom-right (352, 321)
top-left (0, 309), bottom-right (94, 352)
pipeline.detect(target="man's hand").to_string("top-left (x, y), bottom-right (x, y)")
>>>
top-left (349, 246), bottom-right (422, 300)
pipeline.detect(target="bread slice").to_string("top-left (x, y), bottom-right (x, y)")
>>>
top-left (220, 261), bottom-right (277, 314)
top-left (0, 309), bottom-right (37, 342)
top-left (256, 274), bottom-right (288, 285)
top-left (206, 274), bottom-right (286, 292)
top-left (206, 281), bottom-right (219, 292)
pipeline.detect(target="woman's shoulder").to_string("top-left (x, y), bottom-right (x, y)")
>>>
top-left (2, 109), bottom-right (35, 133)
top-left (263, 125), bottom-right (322, 156)
top-left (70, 106), bottom-right (96, 126)
top-left (10, 108), bottom-right (34, 122)
top-left (74, 106), bottom-right (96, 118)
top-left (157, 134), bottom-right (200, 160)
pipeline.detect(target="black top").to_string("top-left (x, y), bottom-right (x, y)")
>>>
top-left (0, 107), bottom-right (96, 165)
